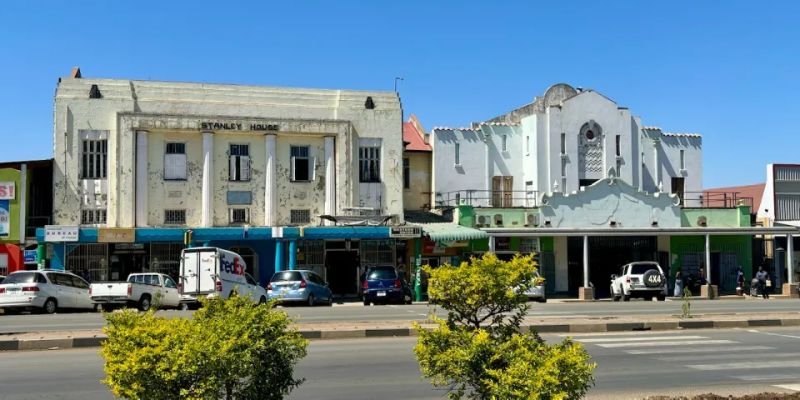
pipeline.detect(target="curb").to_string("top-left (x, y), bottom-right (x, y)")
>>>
top-left (2, 317), bottom-right (799, 352)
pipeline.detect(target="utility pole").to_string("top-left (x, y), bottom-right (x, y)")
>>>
top-left (394, 77), bottom-right (404, 93)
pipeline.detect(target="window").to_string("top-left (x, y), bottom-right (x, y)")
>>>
top-left (229, 208), bottom-right (249, 224)
top-left (454, 143), bottom-right (460, 165)
top-left (81, 209), bottom-right (107, 225)
top-left (502, 135), bottom-right (508, 152)
top-left (164, 209), bottom-right (186, 225)
top-left (290, 209), bottom-right (311, 225)
top-left (229, 144), bottom-right (251, 181)
top-left (680, 150), bottom-right (686, 170)
top-left (164, 142), bottom-right (187, 180)
top-left (403, 158), bottom-right (410, 189)
top-left (164, 277), bottom-right (177, 289)
top-left (291, 146), bottom-right (312, 181)
top-left (672, 177), bottom-right (685, 205)
top-left (616, 135), bottom-right (621, 157)
top-left (560, 133), bottom-right (566, 155)
top-left (81, 139), bottom-right (107, 179)
top-left (359, 146), bottom-right (381, 182)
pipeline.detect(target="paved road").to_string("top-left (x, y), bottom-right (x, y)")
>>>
top-left (1, 298), bottom-right (799, 333)
top-left (2, 327), bottom-right (800, 399)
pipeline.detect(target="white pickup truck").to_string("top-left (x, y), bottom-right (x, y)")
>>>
top-left (90, 273), bottom-right (182, 311)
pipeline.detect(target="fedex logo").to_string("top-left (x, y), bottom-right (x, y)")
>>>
top-left (221, 255), bottom-right (245, 276)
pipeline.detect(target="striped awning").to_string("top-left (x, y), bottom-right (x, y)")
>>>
top-left (421, 223), bottom-right (488, 242)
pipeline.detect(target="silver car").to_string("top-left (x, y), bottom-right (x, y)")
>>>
top-left (0, 270), bottom-right (94, 314)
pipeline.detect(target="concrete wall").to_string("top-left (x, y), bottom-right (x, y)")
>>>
top-left (681, 206), bottom-right (750, 228)
top-left (432, 128), bottom-right (488, 206)
top-left (404, 151), bottom-right (432, 210)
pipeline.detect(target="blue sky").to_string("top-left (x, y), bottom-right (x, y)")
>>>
top-left (0, 0), bottom-right (797, 188)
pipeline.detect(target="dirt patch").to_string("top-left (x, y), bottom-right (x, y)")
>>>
top-left (645, 393), bottom-right (800, 400)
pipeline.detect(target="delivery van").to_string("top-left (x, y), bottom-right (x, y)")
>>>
top-left (178, 247), bottom-right (267, 307)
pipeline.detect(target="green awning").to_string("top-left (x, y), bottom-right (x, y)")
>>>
top-left (421, 223), bottom-right (488, 242)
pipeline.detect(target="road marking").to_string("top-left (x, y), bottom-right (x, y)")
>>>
top-left (659, 351), bottom-right (797, 362)
top-left (774, 384), bottom-right (800, 392)
top-left (688, 360), bottom-right (800, 371)
top-left (578, 335), bottom-right (707, 343)
top-left (626, 345), bottom-right (771, 355)
top-left (733, 374), bottom-right (800, 381)
top-left (747, 329), bottom-right (800, 340)
top-left (559, 331), bottom-right (700, 338)
top-left (599, 339), bottom-right (736, 348)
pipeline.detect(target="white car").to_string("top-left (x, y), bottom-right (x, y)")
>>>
top-left (610, 261), bottom-right (667, 302)
top-left (523, 271), bottom-right (547, 303)
top-left (0, 270), bottom-right (95, 314)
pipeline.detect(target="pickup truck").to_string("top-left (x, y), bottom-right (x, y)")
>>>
top-left (90, 273), bottom-right (182, 311)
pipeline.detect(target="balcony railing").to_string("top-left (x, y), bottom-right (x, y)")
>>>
top-left (436, 190), bottom-right (540, 208)
top-left (682, 192), bottom-right (753, 209)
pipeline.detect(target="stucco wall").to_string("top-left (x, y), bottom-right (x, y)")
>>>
top-left (432, 129), bottom-right (488, 206)
top-left (404, 152), bottom-right (431, 210)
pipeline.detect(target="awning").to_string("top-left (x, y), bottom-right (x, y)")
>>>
top-left (421, 223), bottom-right (488, 242)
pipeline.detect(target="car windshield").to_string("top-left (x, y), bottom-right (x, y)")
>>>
top-left (367, 267), bottom-right (397, 280)
top-left (630, 264), bottom-right (658, 274)
top-left (3, 272), bottom-right (38, 284)
top-left (271, 271), bottom-right (303, 282)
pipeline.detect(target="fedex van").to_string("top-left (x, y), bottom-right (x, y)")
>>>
top-left (178, 247), bottom-right (267, 307)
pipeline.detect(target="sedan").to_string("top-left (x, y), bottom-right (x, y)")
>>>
top-left (267, 270), bottom-right (333, 306)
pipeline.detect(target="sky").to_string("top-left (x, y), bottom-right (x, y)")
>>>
top-left (0, 0), bottom-right (798, 188)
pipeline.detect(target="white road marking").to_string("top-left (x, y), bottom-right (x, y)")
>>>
top-left (733, 374), bottom-right (800, 381)
top-left (659, 352), bottom-right (799, 362)
top-left (747, 329), bottom-right (800, 340)
top-left (559, 331), bottom-right (700, 338)
top-left (774, 384), bottom-right (800, 392)
top-left (688, 360), bottom-right (800, 371)
top-left (626, 345), bottom-right (771, 355)
top-left (578, 335), bottom-right (707, 343)
top-left (599, 339), bottom-right (736, 348)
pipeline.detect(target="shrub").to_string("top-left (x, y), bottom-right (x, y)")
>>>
top-left (101, 295), bottom-right (308, 400)
top-left (414, 253), bottom-right (595, 400)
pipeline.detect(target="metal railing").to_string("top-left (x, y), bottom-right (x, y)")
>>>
top-left (683, 192), bottom-right (754, 209)
top-left (436, 190), bottom-right (540, 208)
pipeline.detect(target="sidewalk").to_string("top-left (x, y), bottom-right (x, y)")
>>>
top-left (1, 311), bottom-right (799, 351)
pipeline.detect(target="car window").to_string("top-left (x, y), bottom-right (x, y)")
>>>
top-left (311, 273), bottom-right (325, 285)
top-left (71, 275), bottom-right (89, 289)
top-left (129, 275), bottom-right (142, 284)
top-left (163, 277), bottom-right (177, 289)
top-left (245, 274), bottom-right (256, 285)
top-left (3, 272), bottom-right (38, 284)
top-left (630, 264), bottom-right (658, 275)
top-left (367, 267), bottom-right (397, 280)
top-left (271, 271), bottom-right (303, 282)
top-left (51, 273), bottom-right (74, 287)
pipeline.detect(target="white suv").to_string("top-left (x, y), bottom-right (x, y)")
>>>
top-left (0, 270), bottom-right (95, 314)
top-left (610, 261), bottom-right (667, 302)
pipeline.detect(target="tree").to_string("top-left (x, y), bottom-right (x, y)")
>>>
top-left (414, 253), bottom-right (595, 400)
top-left (101, 295), bottom-right (308, 400)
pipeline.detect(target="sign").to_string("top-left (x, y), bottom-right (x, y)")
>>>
top-left (0, 182), bottom-right (14, 200)
top-left (390, 226), bottom-right (422, 239)
top-left (98, 228), bottom-right (135, 243)
top-left (23, 250), bottom-right (37, 264)
top-left (44, 225), bottom-right (79, 242)
top-left (0, 200), bottom-right (9, 237)
top-left (199, 121), bottom-right (279, 132)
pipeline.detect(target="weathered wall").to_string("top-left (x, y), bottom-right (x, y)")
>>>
top-left (404, 151), bottom-right (431, 210)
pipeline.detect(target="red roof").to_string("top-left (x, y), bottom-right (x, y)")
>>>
top-left (703, 183), bottom-right (765, 214)
top-left (403, 116), bottom-right (431, 152)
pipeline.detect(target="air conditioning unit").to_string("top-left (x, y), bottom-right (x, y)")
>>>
top-left (524, 212), bottom-right (539, 227)
top-left (476, 215), bottom-right (487, 227)
top-left (494, 214), bottom-right (504, 226)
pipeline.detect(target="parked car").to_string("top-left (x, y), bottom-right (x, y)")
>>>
top-left (361, 266), bottom-right (412, 305)
top-left (0, 270), bottom-right (94, 314)
top-left (90, 272), bottom-right (181, 311)
top-left (179, 247), bottom-right (267, 307)
top-left (267, 270), bottom-right (333, 306)
top-left (523, 271), bottom-right (547, 303)
top-left (610, 261), bottom-right (667, 301)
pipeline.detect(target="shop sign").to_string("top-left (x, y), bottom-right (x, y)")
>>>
top-left (390, 226), bottom-right (421, 239)
top-left (98, 228), bottom-right (135, 243)
top-left (44, 225), bottom-right (79, 242)
top-left (0, 200), bottom-right (9, 237)
top-left (0, 182), bottom-right (14, 200)
top-left (23, 250), bottom-right (37, 264)
top-left (199, 121), bottom-right (280, 132)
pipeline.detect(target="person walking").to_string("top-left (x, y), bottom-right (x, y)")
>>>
top-left (755, 266), bottom-right (770, 299)
top-left (736, 267), bottom-right (745, 296)
top-left (674, 270), bottom-right (684, 297)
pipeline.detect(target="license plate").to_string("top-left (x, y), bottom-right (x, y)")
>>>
top-left (377, 291), bottom-right (386, 297)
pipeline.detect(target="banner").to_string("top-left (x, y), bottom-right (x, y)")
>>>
top-left (0, 200), bottom-right (9, 237)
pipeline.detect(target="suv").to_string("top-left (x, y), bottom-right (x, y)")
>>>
top-left (0, 270), bottom-right (95, 314)
top-left (610, 261), bottom-right (667, 301)
top-left (361, 266), bottom-right (412, 305)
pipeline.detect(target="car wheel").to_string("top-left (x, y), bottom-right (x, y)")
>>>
top-left (307, 294), bottom-right (315, 307)
top-left (611, 286), bottom-right (621, 301)
top-left (42, 298), bottom-right (57, 314)
top-left (259, 296), bottom-right (267, 305)
top-left (101, 304), bottom-right (115, 312)
top-left (138, 296), bottom-right (151, 312)
top-left (178, 302), bottom-right (190, 311)
top-left (657, 294), bottom-right (666, 301)
top-left (622, 293), bottom-right (631, 302)
top-left (645, 295), bottom-right (653, 301)
top-left (363, 299), bottom-right (370, 306)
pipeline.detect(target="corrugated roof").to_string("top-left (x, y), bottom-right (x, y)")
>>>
top-left (403, 120), bottom-right (431, 152)
top-left (421, 223), bottom-right (488, 242)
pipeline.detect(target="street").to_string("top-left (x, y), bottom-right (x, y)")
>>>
top-left (1, 299), bottom-right (799, 333)
top-left (1, 327), bottom-right (799, 399)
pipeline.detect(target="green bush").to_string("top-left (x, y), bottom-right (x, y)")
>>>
top-left (414, 253), bottom-right (595, 400)
top-left (101, 295), bottom-right (308, 400)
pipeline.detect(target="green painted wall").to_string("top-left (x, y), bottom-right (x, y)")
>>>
top-left (540, 237), bottom-right (554, 252)
top-left (0, 168), bottom-right (21, 243)
top-left (669, 235), bottom-right (752, 291)
top-left (681, 206), bottom-right (749, 228)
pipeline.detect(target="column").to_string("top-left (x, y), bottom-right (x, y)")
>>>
top-left (653, 139), bottom-right (661, 191)
top-left (274, 241), bottom-right (284, 273)
top-left (201, 131), bottom-right (214, 227)
top-left (324, 136), bottom-right (336, 222)
top-left (36, 243), bottom-right (46, 270)
top-left (704, 234), bottom-right (711, 281)
top-left (288, 240), bottom-right (297, 271)
top-left (582, 235), bottom-right (589, 288)
top-left (414, 238), bottom-right (423, 301)
top-left (788, 234), bottom-right (794, 285)
top-left (18, 163), bottom-right (26, 242)
top-left (135, 130), bottom-right (149, 227)
top-left (489, 236), bottom-right (496, 252)
top-left (264, 134), bottom-right (277, 226)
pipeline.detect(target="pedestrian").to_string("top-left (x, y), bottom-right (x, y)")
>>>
top-left (674, 270), bottom-right (684, 297)
top-left (736, 266), bottom-right (745, 296)
top-left (755, 266), bottom-right (770, 299)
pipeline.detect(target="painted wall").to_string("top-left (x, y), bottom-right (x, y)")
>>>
top-left (432, 128), bottom-right (488, 206)
top-left (0, 169), bottom-right (22, 243)
top-left (681, 206), bottom-right (750, 228)
top-left (404, 151), bottom-right (432, 210)
top-left (669, 235), bottom-right (752, 292)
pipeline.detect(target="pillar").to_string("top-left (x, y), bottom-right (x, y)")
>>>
top-left (274, 241), bottom-right (284, 273)
top-left (324, 136), bottom-right (336, 223)
top-left (135, 130), bottom-right (149, 227)
top-left (653, 139), bottom-right (661, 191)
top-left (201, 131), bottom-right (214, 227)
top-left (36, 243), bottom-right (46, 270)
top-left (288, 240), bottom-right (297, 271)
top-left (701, 233), bottom-right (718, 299)
top-left (579, 235), bottom-right (594, 300)
top-left (705, 234), bottom-right (711, 280)
top-left (19, 163), bottom-right (26, 242)
top-left (414, 238), bottom-right (423, 301)
top-left (264, 134), bottom-right (277, 226)
top-left (489, 236), bottom-right (496, 252)
top-left (783, 234), bottom-right (798, 297)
